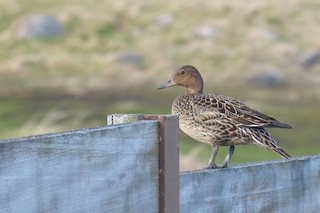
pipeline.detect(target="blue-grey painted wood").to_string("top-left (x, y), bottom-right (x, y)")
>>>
top-left (0, 121), bottom-right (159, 213)
top-left (180, 155), bottom-right (320, 213)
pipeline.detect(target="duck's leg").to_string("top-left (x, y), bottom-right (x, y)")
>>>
top-left (205, 144), bottom-right (219, 169)
top-left (220, 145), bottom-right (235, 168)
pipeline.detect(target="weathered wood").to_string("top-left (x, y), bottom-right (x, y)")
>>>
top-left (0, 121), bottom-right (159, 213)
top-left (108, 114), bottom-right (180, 213)
top-left (180, 155), bottom-right (320, 213)
top-left (147, 115), bottom-right (180, 213)
top-left (107, 113), bottom-right (144, 125)
top-left (2, 113), bottom-right (319, 213)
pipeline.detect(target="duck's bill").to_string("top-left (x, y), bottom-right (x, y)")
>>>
top-left (156, 79), bottom-right (176, 90)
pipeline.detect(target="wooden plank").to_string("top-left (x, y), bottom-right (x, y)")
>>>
top-left (0, 121), bottom-right (159, 213)
top-left (156, 115), bottom-right (180, 213)
top-left (180, 155), bottom-right (320, 213)
top-left (108, 114), bottom-right (180, 213)
top-left (107, 113), bottom-right (144, 125)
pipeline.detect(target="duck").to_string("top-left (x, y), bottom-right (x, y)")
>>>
top-left (157, 65), bottom-right (292, 169)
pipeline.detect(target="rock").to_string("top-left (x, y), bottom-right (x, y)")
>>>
top-left (156, 14), bottom-right (174, 27)
top-left (246, 71), bottom-right (285, 88)
top-left (194, 26), bottom-right (218, 38)
top-left (115, 53), bottom-right (143, 65)
top-left (299, 49), bottom-right (320, 70)
top-left (14, 14), bottom-right (63, 39)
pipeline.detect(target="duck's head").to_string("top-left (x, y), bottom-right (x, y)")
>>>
top-left (156, 65), bottom-right (204, 94)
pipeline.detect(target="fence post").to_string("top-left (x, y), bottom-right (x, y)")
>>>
top-left (107, 114), bottom-right (180, 213)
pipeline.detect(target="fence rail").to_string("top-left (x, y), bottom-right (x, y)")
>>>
top-left (0, 113), bottom-right (319, 213)
top-left (180, 155), bottom-right (320, 213)
top-left (0, 117), bottom-right (175, 213)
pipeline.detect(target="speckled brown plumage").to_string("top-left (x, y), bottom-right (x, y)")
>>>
top-left (157, 65), bottom-right (292, 169)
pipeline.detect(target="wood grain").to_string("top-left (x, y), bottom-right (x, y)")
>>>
top-left (0, 121), bottom-right (159, 213)
top-left (180, 155), bottom-right (320, 213)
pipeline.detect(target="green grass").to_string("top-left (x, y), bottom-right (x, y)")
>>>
top-left (0, 0), bottom-right (319, 170)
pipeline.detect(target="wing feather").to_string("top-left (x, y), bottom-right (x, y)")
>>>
top-left (192, 94), bottom-right (292, 128)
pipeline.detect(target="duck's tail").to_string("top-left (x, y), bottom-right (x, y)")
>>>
top-left (271, 146), bottom-right (291, 159)
top-left (247, 127), bottom-right (291, 159)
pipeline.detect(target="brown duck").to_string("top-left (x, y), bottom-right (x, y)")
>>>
top-left (157, 65), bottom-right (292, 169)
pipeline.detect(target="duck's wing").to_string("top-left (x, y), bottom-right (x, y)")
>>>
top-left (192, 94), bottom-right (292, 129)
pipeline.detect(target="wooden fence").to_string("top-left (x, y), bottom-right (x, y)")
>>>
top-left (0, 113), bottom-right (319, 213)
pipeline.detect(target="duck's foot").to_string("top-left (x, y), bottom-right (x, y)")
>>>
top-left (203, 162), bottom-right (228, 169)
top-left (202, 163), bottom-right (217, 169)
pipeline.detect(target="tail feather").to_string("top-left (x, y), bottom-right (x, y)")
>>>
top-left (268, 122), bottom-right (292, 129)
top-left (271, 146), bottom-right (291, 159)
top-left (245, 127), bottom-right (291, 159)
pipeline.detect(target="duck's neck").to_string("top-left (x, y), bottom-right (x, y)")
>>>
top-left (186, 79), bottom-right (204, 94)
top-left (186, 86), bottom-right (203, 94)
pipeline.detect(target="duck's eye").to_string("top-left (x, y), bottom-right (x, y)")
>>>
top-left (179, 70), bottom-right (185, 75)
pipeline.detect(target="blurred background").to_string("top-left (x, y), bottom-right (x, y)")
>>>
top-left (0, 0), bottom-right (319, 171)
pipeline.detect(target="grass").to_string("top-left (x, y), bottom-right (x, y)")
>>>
top-left (0, 0), bottom-right (319, 170)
